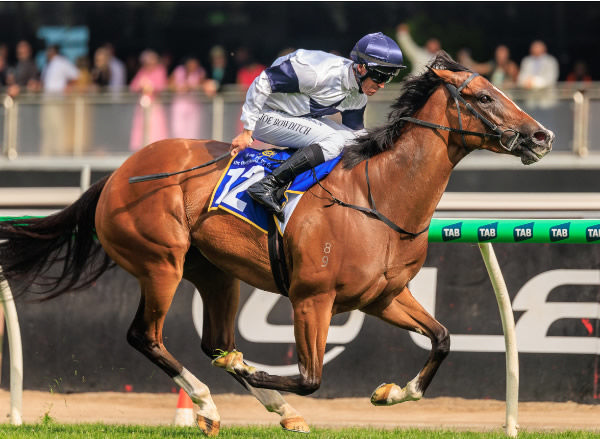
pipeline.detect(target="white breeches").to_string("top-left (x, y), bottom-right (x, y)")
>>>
top-left (253, 109), bottom-right (360, 161)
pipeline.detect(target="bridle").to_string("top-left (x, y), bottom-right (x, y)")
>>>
top-left (399, 72), bottom-right (521, 152)
top-left (316, 72), bottom-right (522, 238)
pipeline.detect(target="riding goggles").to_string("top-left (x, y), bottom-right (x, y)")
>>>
top-left (365, 66), bottom-right (401, 84)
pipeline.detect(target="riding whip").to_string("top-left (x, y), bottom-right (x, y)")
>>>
top-left (128, 152), bottom-right (230, 184)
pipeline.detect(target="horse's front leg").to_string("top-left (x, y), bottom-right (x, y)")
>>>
top-left (213, 292), bottom-right (334, 396)
top-left (362, 286), bottom-right (450, 406)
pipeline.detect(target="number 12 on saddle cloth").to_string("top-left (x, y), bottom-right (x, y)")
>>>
top-left (209, 148), bottom-right (341, 233)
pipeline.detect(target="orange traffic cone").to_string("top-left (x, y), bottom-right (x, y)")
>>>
top-left (173, 388), bottom-right (195, 426)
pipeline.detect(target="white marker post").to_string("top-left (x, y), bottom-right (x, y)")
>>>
top-left (0, 268), bottom-right (23, 425)
top-left (478, 243), bottom-right (519, 437)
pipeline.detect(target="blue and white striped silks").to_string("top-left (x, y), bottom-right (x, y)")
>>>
top-left (209, 148), bottom-right (341, 233)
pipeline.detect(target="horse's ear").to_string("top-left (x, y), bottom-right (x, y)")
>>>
top-left (429, 68), bottom-right (454, 82)
top-left (430, 68), bottom-right (472, 88)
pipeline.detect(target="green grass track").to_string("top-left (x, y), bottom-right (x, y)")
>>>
top-left (0, 424), bottom-right (598, 439)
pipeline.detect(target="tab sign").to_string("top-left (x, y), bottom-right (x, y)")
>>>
top-left (549, 222), bottom-right (570, 242)
top-left (513, 222), bottom-right (534, 242)
top-left (586, 224), bottom-right (600, 242)
top-left (442, 222), bottom-right (463, 241)
top-left (478, 222), bottom-right (498, 242)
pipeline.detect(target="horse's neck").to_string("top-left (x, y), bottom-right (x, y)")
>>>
top-left (368, 89), bottom-right (467, 233)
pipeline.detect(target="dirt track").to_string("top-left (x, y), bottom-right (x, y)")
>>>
top-left (1, 390), bottom-right (600, 432)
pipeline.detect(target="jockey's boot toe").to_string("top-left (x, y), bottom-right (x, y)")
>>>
top-left (247, 175), bottom-right (285, 218)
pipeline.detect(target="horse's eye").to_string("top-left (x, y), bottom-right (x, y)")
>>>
top-left (479, 95), bottom-right (492, 104)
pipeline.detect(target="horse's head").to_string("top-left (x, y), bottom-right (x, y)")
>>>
top-left (431, 68), bottom-right (554, 165)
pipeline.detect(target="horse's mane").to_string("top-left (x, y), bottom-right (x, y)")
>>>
top-left (342, 51), bottom-right (472, 169)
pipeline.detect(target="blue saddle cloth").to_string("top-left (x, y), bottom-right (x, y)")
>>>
top-left (209, 148), bottom-right (341, 233)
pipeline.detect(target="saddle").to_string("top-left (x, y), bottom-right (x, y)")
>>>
top-left (209, 148), bottom-right (341, 296)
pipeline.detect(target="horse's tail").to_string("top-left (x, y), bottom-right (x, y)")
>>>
top-left (0, 175), bottom-right (113, 300)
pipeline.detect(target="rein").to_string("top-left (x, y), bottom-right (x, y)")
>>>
top-left (311, 73), bottom-right (518, 238)
top-left (400, 72), bottom-right (520, 152)
top-left (314, 160), bottom-right (429, 238)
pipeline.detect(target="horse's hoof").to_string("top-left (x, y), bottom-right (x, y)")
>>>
top-left (197, 414), bottom-right (220, 437)
top-left (211, 350), bottom-right (243, 373)
top-left (370, 382), bottom-right (394, 406)
top-left (281, 416), bottom-right (310, 433)
top-left (371, 381), bottom-right (422, 406)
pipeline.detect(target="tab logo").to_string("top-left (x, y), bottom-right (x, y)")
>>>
top-left (586, 224), bottom-right (600, 242)
top-left (550, 222), bottom-right (570, 242)
top-left (513, 222), bottom-right (534, 242)
top-left (442, 222), bottom-right (463, 241)
top-left (478, 222), bottom-right (498, 241)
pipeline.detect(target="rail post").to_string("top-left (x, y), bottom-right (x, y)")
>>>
top-left (140, 95), bottom-right (152, 147)
top-left (0, 267), bottom-right (23, 425)
top-left (3, 95), bottom-right (18, 160)
top-left (478, 243), bottom-right (519, 437)
top-left (211, 95), bottom-right (224, 141)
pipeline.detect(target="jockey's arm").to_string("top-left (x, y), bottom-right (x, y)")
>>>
top-left (231, 72), bottom-right (272, 155)
top-left (341, 106), bottom-right (366, 131)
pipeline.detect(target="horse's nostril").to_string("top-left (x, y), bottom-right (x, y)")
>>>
top-left (533, 131), bottom-right (547, 142)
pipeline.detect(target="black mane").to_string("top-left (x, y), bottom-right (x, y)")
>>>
top-left (342, 51), bottom-right (471, 169)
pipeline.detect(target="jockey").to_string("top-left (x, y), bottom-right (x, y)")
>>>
top-left (230, 32), bottom-right (405, 220)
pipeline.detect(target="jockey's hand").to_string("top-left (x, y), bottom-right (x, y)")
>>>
top-left (230, 129), bottom-right (254, 156)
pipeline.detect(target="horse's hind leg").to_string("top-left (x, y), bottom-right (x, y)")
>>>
top-left (362, 286), bottom-right (450, 406)
top-left (183, 249), bottom-right (309, 433)
top-left (127, 270), bottom-right (220, 436)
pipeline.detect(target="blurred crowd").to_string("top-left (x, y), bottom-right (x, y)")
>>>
top-left (0, 40), bottom-right (270, 96)
top-left (395, 23), bottom-right (592, 91)
top-left (0, 40), bottom-right (268, 153)
top-left (0, 31), bottom-right (594, 155)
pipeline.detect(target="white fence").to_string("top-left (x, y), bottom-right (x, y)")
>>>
top-left (1, 83), bottom-right (600, 159)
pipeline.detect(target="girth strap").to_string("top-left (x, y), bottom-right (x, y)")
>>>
top-left (267, 215), bottom-right (290, 297)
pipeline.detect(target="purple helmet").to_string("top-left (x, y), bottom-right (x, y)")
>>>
top-left (350, 32), bottom-right (406, 69)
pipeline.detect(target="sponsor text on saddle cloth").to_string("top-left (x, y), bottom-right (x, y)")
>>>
top-left (209, 148), bottom-right (340, 233)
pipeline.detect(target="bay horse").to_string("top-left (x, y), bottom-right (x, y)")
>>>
top-left (0, 52), bottom-right (553, 436)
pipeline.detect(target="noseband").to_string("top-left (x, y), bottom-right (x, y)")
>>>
top-left (400, 72), bottom-right (520, 152)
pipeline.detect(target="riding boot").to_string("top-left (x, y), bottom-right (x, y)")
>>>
top-left (247, 144), bottom-right (325, 221)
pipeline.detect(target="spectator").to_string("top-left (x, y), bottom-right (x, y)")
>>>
top-left (73, 55), bottom-right (93, 92)
top-left (456, 45), bottom-right (519, 89)
top-left (72, 55), bottom-right (94, 152)
top-left (169, 56), bottom-right (207, 139)
top-left (396, 23), bottom-right (440, 75)
top-left (235, 47), bottom-right (265, 90)
top-left (41, 45), bottom-right (79, 93)
top-left (7, 40), bottom-right (40, 96)
top-left (103, 43), bottom-right (126, 92)
top-left (455, 48), bottom-right (485, 72)
top-left (129, 49), bottom-right (168, 151)
top-left (206, 45), bottom-right (236, 91)
top-left (489, 45), bottom-right (519, 89)
top-left (0, 43), bottom-right (7, 60)
top-left (0, 51), bottom-right (8, 89)
top-left (517, 40), bottom-right (559, 109)
top-left (40, 44), bottom-right (79, 155)
top-left (566, 60), bottom-right (592, 83)
top-left (91, 46), bottom-right (112, 90)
